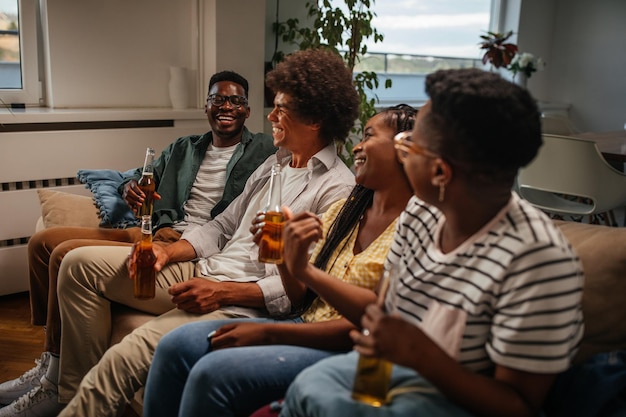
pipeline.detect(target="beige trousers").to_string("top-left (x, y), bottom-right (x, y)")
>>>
top-left (56, 245), bottom-right (247, 416)
top-left (28, 226), bottom-right (180, 353)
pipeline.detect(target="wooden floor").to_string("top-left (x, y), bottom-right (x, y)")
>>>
top-left (0, 292), bottom-right (45, 383)
top-left (0, 292), bottom-right (139, 416)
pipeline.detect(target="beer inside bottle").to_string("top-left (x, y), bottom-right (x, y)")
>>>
top-left (351, 267), bottom-right (395, 407)
top-left (258, 211), bottom-right (285, 264)
top-left (138, 174), bottom-right (155, 217)
top-left (138, 148), bottom-right (155, 218)
top-left (134, 215), bottom-right (156, 299)
top-left (351, 356), bottom-right (392, 407)
top-left (258, 164), bottom-right (284, 264)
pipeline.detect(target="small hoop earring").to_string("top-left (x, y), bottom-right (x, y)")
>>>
top-left (438, 183), bottom-right (446, 203)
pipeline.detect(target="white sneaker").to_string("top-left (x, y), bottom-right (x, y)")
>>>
top-left (0, 377), bottom-right (64, 417)
top-left (0, 354), bottom-right (50, 406)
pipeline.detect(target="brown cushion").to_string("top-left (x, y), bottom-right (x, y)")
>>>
top-left (37, 189), bottom-right (101, 229)
top-left (555, 220), bottom-right (626, 362)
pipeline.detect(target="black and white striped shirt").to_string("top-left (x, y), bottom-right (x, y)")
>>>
top-left (385, 193), bottom-right (584, 374)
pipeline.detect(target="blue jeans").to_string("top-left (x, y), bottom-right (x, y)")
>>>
top-left (544, 350), bottom-right (626, 417)
top-left (143, 318), bottom-right (340, 417)
top-left (280, 351), bottom-right (474, 417)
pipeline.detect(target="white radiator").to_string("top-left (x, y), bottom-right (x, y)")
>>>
top-left (0, 112), bottom-right (207, 296)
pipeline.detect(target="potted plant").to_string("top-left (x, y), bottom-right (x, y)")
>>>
top-left (479, 30), bottom-right (518, 69)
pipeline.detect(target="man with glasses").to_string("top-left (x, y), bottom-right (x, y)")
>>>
top-left (0, 70), bottom-right (276, 417)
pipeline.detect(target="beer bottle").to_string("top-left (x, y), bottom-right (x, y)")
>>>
top-left (351, 267), bottom-right (395, 406)
top-left (137, 147), bottom-right (155, 218)
top-left (258, 164), bottom-right (284, 264)
top-left (134, 215), bottom-right (157, 300)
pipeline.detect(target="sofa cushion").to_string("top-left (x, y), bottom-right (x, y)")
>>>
top-left (37, 189), bottom-right (100, 229)
top-left (555, 220), bottom-right (626, 363)
top-left (77, 169), bottom-right (139, 229)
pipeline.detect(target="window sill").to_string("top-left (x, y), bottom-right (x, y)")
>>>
top-left (0, 107), bottom-right (206, 125)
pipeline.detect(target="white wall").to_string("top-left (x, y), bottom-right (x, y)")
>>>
top-left (41, 0), bottom-right (267, 133)
top-left (518, 0), bottom-right (626, 131)
top-left (44, 0), bottom-right (197, 109)
top-left (213, 0), bottom-right (267, 131)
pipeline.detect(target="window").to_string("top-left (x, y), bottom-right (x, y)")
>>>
top-left (0, 0), bottom-right (40, 106)
top-left (352, 0), bottom-right (500, 75)
top-left (364, 0), bottom-right (496, 58)
top-left (331, 0), bottom-right (506, 107)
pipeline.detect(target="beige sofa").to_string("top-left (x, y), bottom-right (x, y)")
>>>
top-left (35, 190), bottom-right (626, 412)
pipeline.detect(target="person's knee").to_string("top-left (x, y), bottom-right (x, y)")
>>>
top-left (188, 350), bottom-right (246, 388)
top-left (49, 241), bottom-right (83, 272)
top-left (28, 228), bottom-right (54, 261)
top-left (154, 329), bottom-right (183, 359)
top-left (28, 229), bottom-right (46, 252)
top-left (56, 247), bottom-right (98, 292)
top-left (28, 228), bottom-right (72, 256)
top-left (97, 333), bottom-right (151, 375)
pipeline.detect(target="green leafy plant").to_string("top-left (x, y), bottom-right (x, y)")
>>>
top-left (479, 30), bottom-right (518, 69)
top-left (272, 0), bottom-right (391, 167)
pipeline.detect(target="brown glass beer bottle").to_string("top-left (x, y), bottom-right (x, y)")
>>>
top-left (258, 164), bottom-right (284, 264)
top-left (134, 215), bottom-right (156, 299)
top-left (351, 267), bottom-right (395, 406)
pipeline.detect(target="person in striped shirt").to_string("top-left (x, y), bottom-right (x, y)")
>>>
top-left (279, 68), bottom-right (584, 417)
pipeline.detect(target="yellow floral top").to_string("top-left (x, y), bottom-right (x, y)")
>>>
top-left (301, 198), bottom-right (398, 323)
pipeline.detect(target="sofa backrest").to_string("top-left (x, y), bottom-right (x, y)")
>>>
top-left (555, 220), bottom-right (626, 363)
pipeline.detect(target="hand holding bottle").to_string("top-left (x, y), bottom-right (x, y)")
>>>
top-left (123, 179), bottom-right (161, 216)
top-left (131, 216), bottom-right (157, 299)
top-left (350, 267), bottom-right (396, 407)
top-left (258, 164), bottom-right (285, 264)
top-left (124, 147), bottom-right (159, 218)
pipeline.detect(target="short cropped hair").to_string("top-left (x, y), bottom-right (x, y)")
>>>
top-left (265, 48), bottom-right (360, 144)
top-left (208, 70), bottom-right (249, 97)
top-left (422, 68), bottom-right (542, 184)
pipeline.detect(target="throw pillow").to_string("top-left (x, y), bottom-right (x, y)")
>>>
top-left (37, 189), bottom-right (100, 229)
top-left (76, 169), bottom-right (139, 228)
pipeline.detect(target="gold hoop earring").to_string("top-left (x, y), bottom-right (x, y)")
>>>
top-left (438, 182), bottom-right (446, 203)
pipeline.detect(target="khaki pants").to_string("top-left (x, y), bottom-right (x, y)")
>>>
top-left (28, 226), bottom-right (180, 353)
top-left (56, 245), bottom-right (247, 416)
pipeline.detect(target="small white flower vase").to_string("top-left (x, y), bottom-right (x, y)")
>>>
top-left (515, 73), bottom-right (528, 88)
top-left (168, 66), bottom-right (189, 109)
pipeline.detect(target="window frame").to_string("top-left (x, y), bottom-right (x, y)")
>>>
top-left (0, 0), bottom-right (40, 107)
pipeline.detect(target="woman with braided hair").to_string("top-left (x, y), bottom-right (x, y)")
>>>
top-left (142, 104), bottom-right (417, 417)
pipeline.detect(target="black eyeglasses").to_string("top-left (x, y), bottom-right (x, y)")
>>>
top-left (393, 131), bottom-right (438, 163)
top-left (207, 94), bottom-right (248, 108)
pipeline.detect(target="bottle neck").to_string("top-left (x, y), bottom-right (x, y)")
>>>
top-left (266, 164), bottom-right (282, 213)
top-left (140, 216), bottom-right (153, 248)
top-left (142, 148), bottom-right (155, 175)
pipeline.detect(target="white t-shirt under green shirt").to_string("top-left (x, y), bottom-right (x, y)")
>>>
top-left (173, 143), bottom-right (238, 233)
